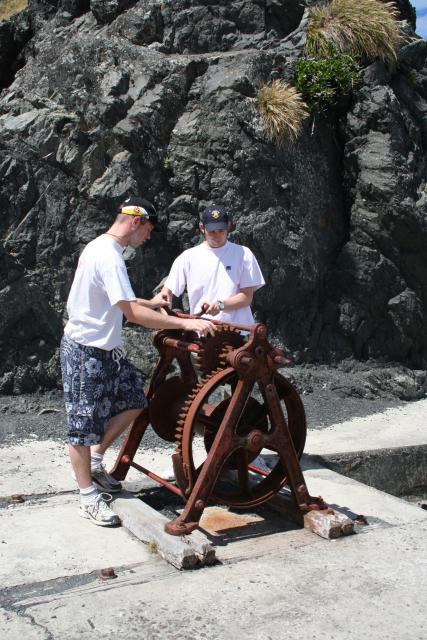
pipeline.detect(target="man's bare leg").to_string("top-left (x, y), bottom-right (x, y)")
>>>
top-left (91, 408), bottom-right (143, 456)
top-left (68, 444), bottom-right (92, 488)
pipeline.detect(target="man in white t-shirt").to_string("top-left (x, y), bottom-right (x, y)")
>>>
top-left (156, 205), bottom-right (265, 325)
top-left (61, 196), bottom-right (215, 527)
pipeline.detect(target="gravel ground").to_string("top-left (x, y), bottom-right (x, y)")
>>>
top-left (0, 360), bottom-right (424, 448)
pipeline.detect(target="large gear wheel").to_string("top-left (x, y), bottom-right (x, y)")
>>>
top-left (175, 367), bottom-right (306, 509)
top-left (194, 326), bottom-right (245, 375)
top-left (149, 376), bottom-right (195, 443)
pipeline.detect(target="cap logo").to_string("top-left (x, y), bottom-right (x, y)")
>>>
top-left (121, 206), bottom-right (148, 218)
top-left (211, 210), bottom-right (221, 219)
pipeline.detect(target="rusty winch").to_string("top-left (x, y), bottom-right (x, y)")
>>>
top-left (111, 311), bottom-right (326, 536)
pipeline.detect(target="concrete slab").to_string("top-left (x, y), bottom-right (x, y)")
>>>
top-left (0, 609), bottom-right (46, 639)
top-left (302, 464), bottom-right (427, 527)
top-left (308, 444), bottom-right (427, 497)
top-left (0, 398), bottom-right (426, 639)
top-left (305, 397), bottom-right (427, 455)
top-left (0, 439), bottom-right (72, 496)
top-left (0, 440), bottom-right (176, 497)
top-left (1, 518), bottom-right (425, 640)
top-left (0, 492), bottom-right (153, 589)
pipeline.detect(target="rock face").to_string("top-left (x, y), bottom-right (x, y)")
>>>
top-left (0, 0), bottom-right (426, 394)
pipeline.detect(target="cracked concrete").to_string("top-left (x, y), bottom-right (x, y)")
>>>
top-left (0, 399), bottom-right (426, 639)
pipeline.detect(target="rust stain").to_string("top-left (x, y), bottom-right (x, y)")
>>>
top-left (199, 507), bottom-right (262, 535)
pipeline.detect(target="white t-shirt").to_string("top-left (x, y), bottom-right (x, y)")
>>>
top-left (64, 234), bottom-right (136, 350)
top-left (164, 241), bottom-right (265, 325)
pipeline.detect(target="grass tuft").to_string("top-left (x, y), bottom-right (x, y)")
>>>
top-left (147, 540), bottom-right (158, 554)
top-left (0, 0), bottom-right (28, 22)
top-left (306, 0), bottom-right (401, 65)
top-left (258, 80), bottom-right (309, 145)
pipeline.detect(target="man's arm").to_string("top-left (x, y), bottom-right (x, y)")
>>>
top-left (155, 252), bottom-right (187, 309)
top-left (199, 287), bottom-right (255, 316)
top-left (149, 287), bottom-right (173, 308)
top-left (117, 300), bottom-right (215, 335)
top-left (135, 293), bottom-right (170, 310)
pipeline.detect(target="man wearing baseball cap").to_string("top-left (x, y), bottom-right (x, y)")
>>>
top-left (61, 196), bottom-right (215, 527)
top-left (157, 204), bottom-right (265, 324)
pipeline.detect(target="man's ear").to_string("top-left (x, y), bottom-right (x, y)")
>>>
top-left (227, 222), bottom-right (232, 232)
top-left (199, 223), bottom-right (205, 234)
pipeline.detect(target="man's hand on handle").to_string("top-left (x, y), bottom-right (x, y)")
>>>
top-left (148, 290), bottom-right (172, 309)
top-left (198, 300), bottom-right (220, 316)
top-left (118, 300), bottom-right (216, 336)
top-left (182, 317), bottom-right (216, 337)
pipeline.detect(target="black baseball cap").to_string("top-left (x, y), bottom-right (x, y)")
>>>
top-left (119, 196), bottom-right (159, 227)
top-left (200, 205), bottom-right (230, 231)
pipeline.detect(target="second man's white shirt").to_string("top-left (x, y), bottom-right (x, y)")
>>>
top-left (164, 241), bottom-right (265, 325)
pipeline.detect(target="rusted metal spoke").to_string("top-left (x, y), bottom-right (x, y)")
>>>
top-left (195, 413), bottom-right (222, 429)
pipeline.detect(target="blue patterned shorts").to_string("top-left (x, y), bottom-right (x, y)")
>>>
top-left (60, 334), bottom-right (148, 446)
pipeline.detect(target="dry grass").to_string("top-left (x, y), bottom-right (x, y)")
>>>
top-left (0, 0), bottom-right (28, 22)
top-left (258, 80), bottom-right (309, 145)
top-left (306, 0), bottom-right (401, 65)
top-left (147, 540), bottom-right (158, 554)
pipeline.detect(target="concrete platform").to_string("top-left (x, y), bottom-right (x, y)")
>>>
top-left (0, 398), bottom-right (426, 639)
top-left (0, 493), bottom-right (153, 589)
top-left (304, 397), bottom-right (427, 498)
top-left (305, 397), bottom-right (427, 455)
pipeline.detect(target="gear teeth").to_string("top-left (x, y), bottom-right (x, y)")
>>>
top-left (175, 428), bottom-right (184, 452)
top-left (190, 327), bottom-right (245, 376)
top-left (172, 366), bottom-right (239, 484)
top-left (194, 349), bottom-right (205, 369)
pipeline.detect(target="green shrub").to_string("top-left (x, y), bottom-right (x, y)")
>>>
top-left (306, 0), bottom-right (401, 65)
top-left (0, 0), bottom-right (27, 22)
top-left (258, 79), bottom-right (309, 144)
top-left (295, 51), bottom-right (358, 113)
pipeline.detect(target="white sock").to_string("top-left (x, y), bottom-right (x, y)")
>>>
top-left (90, 452), bottom-right (103, 470)
top-left (80, 484), bottom-right (99, 505)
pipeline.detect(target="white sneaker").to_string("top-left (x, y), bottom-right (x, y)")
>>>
top-left (79, 492), bottom-right (120, 527)
top-left (91, 463), bottom-right (122, 493)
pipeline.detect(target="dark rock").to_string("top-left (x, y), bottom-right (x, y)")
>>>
top-left (90, 0), bottom-right (137, 25)
top-left (321, 48), bottom-right (427, 366)
top-left (399, 38), bottom-right (427, 71)
top-left (0, 11), bottom-right (32, 90)
top-left (112, 2), bottom-right (164, 45)
top-left (0, 0), bottom-right (426, 394)
top-left (265, 0), bottom-right (305, 38)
